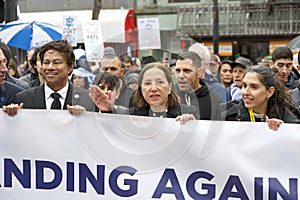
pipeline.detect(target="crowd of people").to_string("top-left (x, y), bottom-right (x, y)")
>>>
top-left (1, 39), bottom-right (300, 129)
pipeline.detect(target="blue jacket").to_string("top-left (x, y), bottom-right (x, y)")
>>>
top-left (204, 73), bottom-right (230, 102)
top-left (0, 81), bottom-right (23, 108)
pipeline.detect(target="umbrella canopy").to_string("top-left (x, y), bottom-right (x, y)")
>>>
top-left (70, 67), bottom-right (95, 86)
top-left (0, 20), bottom-right (62, 51)
top-left (287, 35), bottom-right (300, 51)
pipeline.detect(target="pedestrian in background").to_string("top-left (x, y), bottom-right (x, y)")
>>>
top-left (270, 46), bottom-right (299, 89)
top-left (209, 54), bottom-right (221, 77)
top-left (188, 43), bottom-right (229, 102)
top-left (28, 47), bottom-right (45, 87)
top-left (218, 60), bottom-right (233, 89)
top-left (20, 47), bottom-right (38, 84)
top-left (229, 56), bottom-right (252, 101)
top-left (99, 54), bottom-right (134, 108)
top-left (8, 59), bottom-right (20, 79)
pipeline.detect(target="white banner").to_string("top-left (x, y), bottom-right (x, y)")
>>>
top-left (1, 110), bottom-right (300, 199)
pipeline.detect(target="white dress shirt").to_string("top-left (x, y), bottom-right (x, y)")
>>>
top-left (44, 82), bottom-right (69, 110)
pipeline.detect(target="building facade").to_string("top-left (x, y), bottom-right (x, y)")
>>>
top-left (15, 0), bottom-right (300, 62)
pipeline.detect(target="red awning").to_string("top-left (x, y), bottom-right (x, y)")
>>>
top-left (99, 9), bottom-right (137, 43)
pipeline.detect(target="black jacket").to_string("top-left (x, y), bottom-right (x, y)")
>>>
top-left (220, 100), bottom-right (300, 123)
top-left (14, 82), bottom-right (95, 112)
top-left (0, 81), bottom-right (23, 108)
top-left (115, 78), bottom-right (135, 108)
top-left (129, 104), bottom-right (200, 119)
top-left (178, 79), bottom-right (223, 120)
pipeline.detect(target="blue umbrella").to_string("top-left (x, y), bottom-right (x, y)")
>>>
top-left (70, 67), bottom-right (95, 86)
top-left (0, 20), bottom-right (62, 50)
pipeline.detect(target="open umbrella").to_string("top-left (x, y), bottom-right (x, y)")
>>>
top-left (0, 20), bottom-right (62, 51)
top-left (287, 35), bottom-right (300, 51)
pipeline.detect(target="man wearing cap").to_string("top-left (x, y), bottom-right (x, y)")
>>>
top-left (229, 56), bottom-right (252, 101)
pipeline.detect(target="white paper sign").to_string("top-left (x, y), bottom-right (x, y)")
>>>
top-left (82, 20), bottom-right (104, 62)
top-left (1, 110), bottom-right (300, 199)
top-left (62, 15), bottom-right (78, 47)
top-left (138, 18), bottom-right (161, 50)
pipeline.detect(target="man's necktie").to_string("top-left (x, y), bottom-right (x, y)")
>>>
top-left (50, 93), bottom-right (61, 109)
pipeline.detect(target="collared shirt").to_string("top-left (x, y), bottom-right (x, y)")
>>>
top-left (44, 82), bottom-right (69, 110)
top-left (230, 83), bottom-right (242, 101)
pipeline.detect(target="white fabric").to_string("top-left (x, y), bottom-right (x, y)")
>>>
top-left (0, 22), bottom-right (28, 41)
top-left (1, 111), bottom-right (300, 199)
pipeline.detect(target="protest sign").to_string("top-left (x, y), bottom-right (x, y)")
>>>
top-left (82, 20), bottom-right (104, 62)
top-left (138, 18), bottom-right (161, 50)
top-left (62, 15), bottom-right (77, 47)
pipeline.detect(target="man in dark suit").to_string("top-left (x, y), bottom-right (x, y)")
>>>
top-left (0, 42), bottom-right (30, 89)
top-left (3, 40), bottom-right (95, 116)
top-left (0, 48), bottom-right (23, 108)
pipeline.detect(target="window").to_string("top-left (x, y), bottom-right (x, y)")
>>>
top-left (169, 0), bottom-right (198, 2)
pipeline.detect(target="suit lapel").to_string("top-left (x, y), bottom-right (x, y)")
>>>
top-left (64, 83), bottom-right (73, 109)
top-left (33, 85), bottom-right (46, 109)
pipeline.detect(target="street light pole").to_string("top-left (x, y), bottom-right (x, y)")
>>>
top-left (5, 0), bottom-right (17, 23)
top-left (0, 0), bottom-right (4, 23)
top-left (213, 0), bottom-right (219, 55)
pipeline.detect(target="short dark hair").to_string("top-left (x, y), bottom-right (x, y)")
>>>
top-left (141, 55), bottom-right (156, 66)
top-left (93, 71), bottom-right (121, 91)
top-left (121, 55), bottom-right (132, 64)
top-left (29, 47), bottom-right (40, 67)
top-left (0, 42), bottom-right (11, 61)
top-left (177, 51), bottom-right (202, 69)
top-left (272, 46), bottom-right (293, 62)
top-left (39, 40), bottom-right (75, 68)
top-left (29, 47), bottom-right (40, 75)
top-left (101, 54), bottom-right (123, 68)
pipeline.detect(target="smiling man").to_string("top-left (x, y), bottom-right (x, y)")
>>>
top-left (0, 48), bottom-right (23, 108)
top-left (2, 40), bottom-right (95, 116)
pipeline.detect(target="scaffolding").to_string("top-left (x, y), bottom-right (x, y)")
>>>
top-left (177, 2), bottom-right (300, 38)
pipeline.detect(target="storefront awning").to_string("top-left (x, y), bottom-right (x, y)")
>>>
top-left (99, 9), bottom-right (136, 43)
